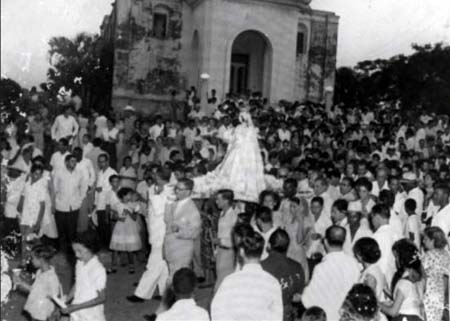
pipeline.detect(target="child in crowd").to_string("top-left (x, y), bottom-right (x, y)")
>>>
top-left (380, 239), bottom-right (424, 321)
top-left (14, 244), bottom-right (61, 321)
top-left (109, 187), bottom-right (142, 274)
top-left (119, 156), bottom-right (137, 189)
top-left (404, 199), bottom-right (421, 249)
top-left (62, 232), bottom-right (106, 321)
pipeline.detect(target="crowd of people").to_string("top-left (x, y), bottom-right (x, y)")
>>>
top-left (1, 87), bottom-right (450, 321)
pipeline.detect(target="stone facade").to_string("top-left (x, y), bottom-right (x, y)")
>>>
top-left (101, 0), bottom-right (339, 114)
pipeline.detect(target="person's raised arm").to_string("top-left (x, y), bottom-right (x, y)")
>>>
top-left (380, 288), bottom-right (405, 317)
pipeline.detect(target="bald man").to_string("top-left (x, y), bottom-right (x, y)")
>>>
top-left (302, 226), bottom-right (360, 321)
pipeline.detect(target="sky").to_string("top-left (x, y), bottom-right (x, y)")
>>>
top-left (1, 0), bottom-right (450, 88)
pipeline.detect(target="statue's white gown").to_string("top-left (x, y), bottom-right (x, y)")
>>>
top-left (193, 111), bottom-right (266, 202)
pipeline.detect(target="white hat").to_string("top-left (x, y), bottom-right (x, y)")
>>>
top-left (348, 201), bottom-right (362, 212)
top-left (402, 172), bottom-right (417, 182)
top-left (124, 105), bottom-right (135, 111)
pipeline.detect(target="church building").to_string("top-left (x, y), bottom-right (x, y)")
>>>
top-left (100, 0), bottom-right (339, 113)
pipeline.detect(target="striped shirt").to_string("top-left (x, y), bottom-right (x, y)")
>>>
top-left (211, 263), bottom-right (283, 321)
top-left (302, 251), bottom-right (360, 321)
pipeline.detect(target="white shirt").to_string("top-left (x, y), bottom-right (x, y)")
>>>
top-left (406, 214), bottom-right (421, 248)
top-left (136, 180), bottom-right (152, 201)
top-left (156, 298), bottom-right (210, 321)
top-left (82, 142), bottom-right (94, 157)
top-left (395, 277), bottom-right (424, 318)
top-left (77, 158), bottom-right (96, 188)
top-left (49, 151), bottom-right (70, 173)
top-left (94, 116), bottom-right (108, 138)
top-left (218, 207), bottom-right (238, 248)
top-left (21, 179), bottom-right (47, 226)
top-left (406, 187), bottom-right (424, 215)
top-left (53, 167), bottom-right (87, 211)
top-left (183, 127), bottom-right (197, 149)
top-left (373, 224), bottom-right (401, 287)
top-left (211, 263), bottom-right (283, 321)
top-left (371, 180), bottom-right (389, 197)
top-left (149, 124), bottom-right (164, 140)
top-left (5, 174), bottom-right (27, 218)
top-left (432, 203), bottom-right (450, 244)
top-left (302, 251), bottom-right (360, 321)
top-left (101, 127), bottom-right (119, 142)
top-left (51, 114), bottom-right (79, 141)
top-left (389, 209), bottom-right (405, 238)
top-left (95, 167), bottom-right (118, 211)
top-left (342, 219), bottom-right (373, 256)
top-left (277, 129), bottom-right (291, 141)
top-left (148, 184), bottom-right (174, 246)
top-left (72, 256), bottom-right (106, 321)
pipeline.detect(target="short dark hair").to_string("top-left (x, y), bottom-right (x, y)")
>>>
top-left (255, 206), bottom-right (272, 224)
top-left (109, 174), bottom-right (120, 183)
top-left (284, 178), bottom-right (298, 189)
top-left (311, 196), bottom-right (324, 207)
top-left (98, 153), bottom-right (109, 162)
top-left (371, 203), bottom-right (390, 220)
top-left (356, 177), bottom-right (372, 192)
top-left (232, 223), bottom-right (254, 248)
top-left (178, 178), bottom-right (194, 191)
top-left (73, 231), bottom-right (100, 253)
top-left (332, 199), bottom-right (348, 213)
top-left (268, 228), bottom-right (290, 254)
top-left (93, 137), bottom-right (102, 147)
top-left (59, 138), bottom-right (69, 146)
top-left (32, 155), bottom-right (45, 165)
top-left (117, 187), bottom-right (134, 200)
top-left (325, 225), bottom-right (346, 247)
top-left (155, 168), bottom-right (171, 182)
top-left (378, 190), bottom-right (395, 208)
top-left (31, 244), bottom-right (57, 261)
top-left (65, 153), bottom-right (77, 162)
top-left (404, 198), bottom-right (417, 212)
top-left (341, 176), bottom-right (355, 188)
top-left (353, 237), bottom-right (381, 264)
top-left (217, 189), bottom-right (234, 204)
top-left (30, 163), bottom-right (44, 174)
top-left (172, 268), bottom-right (197, 296)
top-left (240, 230), bottom-right (265, 259)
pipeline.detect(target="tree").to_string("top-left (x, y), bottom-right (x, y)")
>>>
top-left (0, 78), bottom-right (22, 107)
top-left (47, 32), bottom-right (114, 111)
top-left (335, 43), bottom-right (450, 115)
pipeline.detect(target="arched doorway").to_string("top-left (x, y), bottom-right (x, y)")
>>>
top-left (229, 30), bottom-right (272, 98)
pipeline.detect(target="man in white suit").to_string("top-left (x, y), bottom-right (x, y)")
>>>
top-left (163, 178), bottom-right (202, 281)
top-left (128, 169), bottom-right (173, 302)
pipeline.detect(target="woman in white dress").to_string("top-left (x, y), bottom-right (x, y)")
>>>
top-left (194, 107), bottom-right (266, 202)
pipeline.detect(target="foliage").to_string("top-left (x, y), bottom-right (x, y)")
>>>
top-left (47, 32), bottom-right (114, 112)
top-left (0, 78), bottom-right (22, 106)
top-left (334, 43), bottom-right (450, 115)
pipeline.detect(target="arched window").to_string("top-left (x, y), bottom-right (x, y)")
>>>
top-left (296, 24), bottom-right (308, 55)
top-left (153, 5), bottom-right (169, 39)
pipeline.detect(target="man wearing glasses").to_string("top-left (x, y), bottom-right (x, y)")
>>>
top-left (163, 178), bottom-right (201, 281)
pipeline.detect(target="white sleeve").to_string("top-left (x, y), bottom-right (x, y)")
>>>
top-left (92, 263), bottom-right (107, 292)
top-left (72, 117), bottom-right (79, 136)
top-left (51, 117), bottom-right (59, 140)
